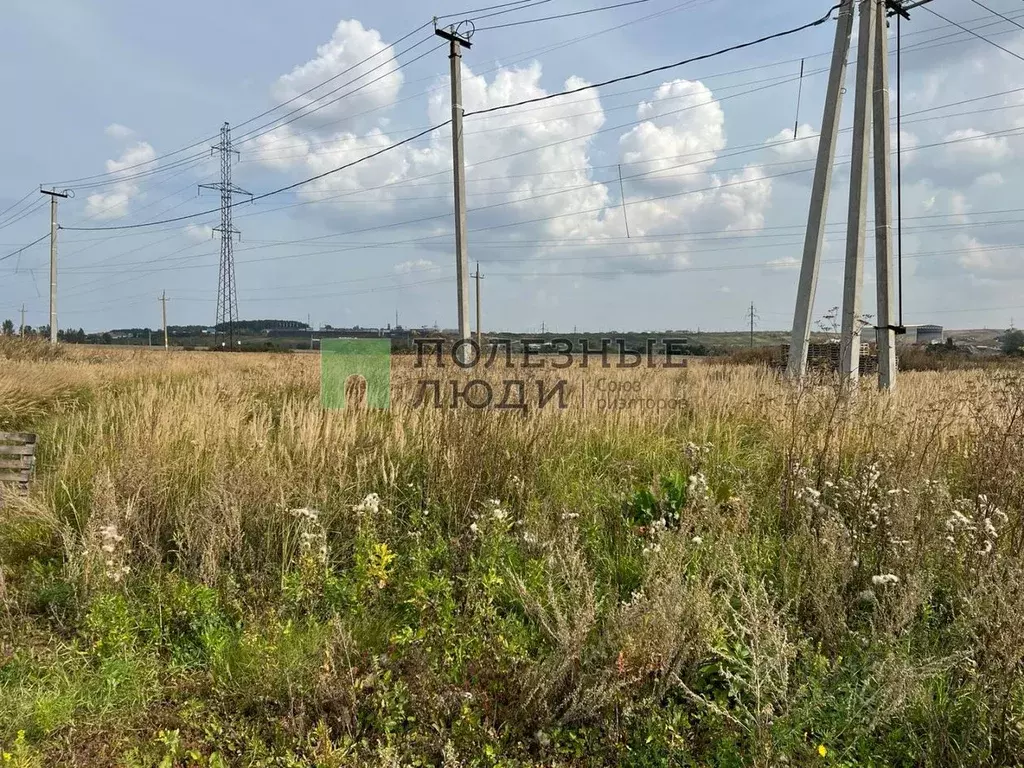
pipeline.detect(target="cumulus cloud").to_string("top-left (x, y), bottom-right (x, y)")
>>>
top-left (105, 123), bottom-right (135, 140)
top-left (766, 124), bottom-right (819, 162)
top-left (943, 128), bottom-right (1012, 163)
top-left (394, 258), bottom-right (438, 274)
top-left (764, 256), bottom-right (799, 273)
top-left (85, 140), bottom-right (157, 220)
top-left (253, 27), bottom-right (776, 278)
top-left (184, 223), bottom-right (214, 242)
top-left (271, 19), bottom-right (403, 129)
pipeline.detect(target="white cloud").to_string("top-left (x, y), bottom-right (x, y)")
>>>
top-left (184, 223), bottom-right (214, 242)
top-left (943, 128), bottom-right (1011, 163)
top-left (764, 256), bottom-right (799, 273)
top-left (84, 141), bottom-right (157, 220)
top-left (105, 123), bottom-right (135, 140)
top-left (271, 19), bottom-right (403, 129)
top-left (394, 258), bottom-right (438, 274)
top-left (254, 32), bottom-right (775, 278)
top-left (767, 124), bottom-right (819, 162)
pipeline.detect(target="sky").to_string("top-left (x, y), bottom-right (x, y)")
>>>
top-left (1, 0), bottom-right (1024, 334)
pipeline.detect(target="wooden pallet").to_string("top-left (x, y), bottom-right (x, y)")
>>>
top-left (0, 432), bottom-right (37, 493)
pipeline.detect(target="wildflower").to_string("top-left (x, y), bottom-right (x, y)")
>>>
top-left (469, 522), bottom-right (479, 535)
top-left (871, 574), bottom-right (899, 586)
top-left (691, 535), bottom-right (703, 545)
top-left (818, 744), bottom-right (828, 758)
top-left (352, 493), bottom-right (382, 516)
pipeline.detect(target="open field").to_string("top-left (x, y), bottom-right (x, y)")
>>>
top-left (2, 339), bottom-right (1024, 766)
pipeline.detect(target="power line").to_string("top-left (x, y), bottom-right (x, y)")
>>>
top-left (466, 3), bottom-right (840, 116)
top-left (0, 233), bottom-right (48, 264)
top-left (59, 6), bottom-right (839, 234)
top-left (232, 22), bottom-right (434, 134)
top-left (42, 21), bottom-right (439, 191)
top-left (458, 0), bottom-right (554, 23)
top-left (438, 0), bottom-right (545, 18)
top-left (922, 5), bottom-right (1024, 64)
top-left (60, 124), bottom-right (449, 232)
top-left (0, 190), bottom-right (38, 224)
top-left (232, 37), bottom-right (443, 147)
top-left (475, 0), bottom-right (652, 31)
top-left (0, 199), bottom-right (48, 232)
top-left (967, 0), bottom-right (1024, 32)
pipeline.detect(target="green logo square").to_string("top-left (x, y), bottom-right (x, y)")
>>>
top-left (321, 338), bottom-right (392, 410)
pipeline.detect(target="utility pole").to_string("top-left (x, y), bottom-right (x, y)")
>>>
top-left (873, 0), bottom-right (897, 391)
top-left (19, 304), bottom-right (25, 337)
top-left (472, 262), bottom-right (483, 349)
top-left (200, 123), bottom-right (251, 349)
top-left (747, 302), bottom-right (759, 348)
top-left (160, 291), bottom-right (169, 350)
top-left (788, 0), bottom-right (912, 390)
top-left (787, 0), bottom-right (854, 379)
top-left (436, 23), bottom-right (473, 364)
top-left (839, 0), bottom-right (877, 388)
top-left (40, 188), bottom-right (69, 345)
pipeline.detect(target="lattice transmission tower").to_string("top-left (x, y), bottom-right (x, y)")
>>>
top-left (200, 122), bottom-right (251, 347)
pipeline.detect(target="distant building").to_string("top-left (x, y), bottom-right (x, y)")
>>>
top-left (916, 325), bottom-right (944, 345)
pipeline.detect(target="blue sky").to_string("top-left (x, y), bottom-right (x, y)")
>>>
top-left (2, 0), bottom-right (1023, 333)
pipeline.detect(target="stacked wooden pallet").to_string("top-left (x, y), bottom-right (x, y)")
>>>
top-left (0, 432), bottom-right (37, 494)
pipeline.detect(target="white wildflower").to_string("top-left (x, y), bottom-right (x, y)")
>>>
top-left (871, 574), bottom-right (900, 586)
top-left (352, 493), bottom-right (382, 516)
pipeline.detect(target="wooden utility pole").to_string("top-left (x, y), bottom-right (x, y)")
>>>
top-left (472, 262), bottom-right (483, 349)
top-left (160, 291), bottom-right (169, 350)
top-left (40, 188), bottom-right (69, 345)
top-left (436, 24), bottom-right (473, 364)
top-left (19, 304), bottom-right (25, 337)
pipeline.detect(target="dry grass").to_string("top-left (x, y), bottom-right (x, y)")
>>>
top-left (1, 341), bottom-right (1024, 765)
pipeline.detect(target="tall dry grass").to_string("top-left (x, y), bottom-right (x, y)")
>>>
top-left (2, 341), bottom-right (1024, 765)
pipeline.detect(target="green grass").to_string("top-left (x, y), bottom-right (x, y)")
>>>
top-left (1, 348), bottom-right (1024, 765)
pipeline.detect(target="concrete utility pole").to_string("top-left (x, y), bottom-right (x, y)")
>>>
top-left (788, 0), bottom-right (909, 390)
top-left (473, 262), bottom-right (483, 349)
top-left (160, 291), bottom-right (169, 350)
top-left (873, 0), bottom-right (897, 390)
top-left (787, 0), bottom-right (855, 379)
top-left (436, 24), bottom-right (473, 363)
top-left (40, 188), bottom-right (69, 345)
top-left (840, 0), bottom-right (877, 387)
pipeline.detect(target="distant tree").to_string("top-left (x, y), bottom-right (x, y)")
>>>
top-left (1, 319), bottom-right (13, 336)
top-left (22, 325), bottom-right (32, 336)
top-left (945, 336), bottom-right (955, 349)
top-left (102, 332), bottom-right (112, 345)
top-left (1002, 329), bottom-right (1024, 356)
